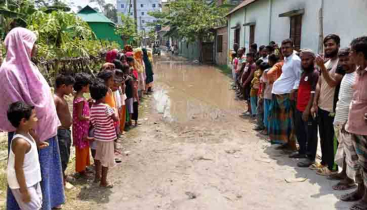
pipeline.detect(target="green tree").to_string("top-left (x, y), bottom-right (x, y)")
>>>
top-left (115, 13), bottom-right (138, 46)
top-left (149, 0), bottom-right (227, 61)
top-left (103, 3), bottom-right (118, 23)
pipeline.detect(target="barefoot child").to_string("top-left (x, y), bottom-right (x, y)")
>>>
top-left (73, 73), bottom-right (93, 177)
top-left (90, 79), bottom-right (119, 188)
top-left (7, 102), bottom-right (45, 210)
top-left (126, 57), bottom-right (136, 127)
top-left (54, 74), bottom-right (75, 187)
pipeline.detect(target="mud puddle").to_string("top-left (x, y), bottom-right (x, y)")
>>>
top-left (152, 60), bottom-right (244, 123)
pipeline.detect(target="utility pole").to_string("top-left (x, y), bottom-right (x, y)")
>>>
top-left (133, 0), bottom-right (138, 33)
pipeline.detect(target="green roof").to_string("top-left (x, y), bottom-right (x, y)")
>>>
top-left (77, 5), bottom-right (114, 24)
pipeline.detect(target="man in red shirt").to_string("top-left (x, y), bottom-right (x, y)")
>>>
top-left (291, 50), bottom-right (319, 167)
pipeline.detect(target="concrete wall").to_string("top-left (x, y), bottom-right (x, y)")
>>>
top-left (243, 0), bottom-right (271, 49)
top-left (228, 0), bottom-right (367, 56)
top-left (215, 27), bottom-right (228, 65)
top-left (179, 41), bottom-right (200, 61)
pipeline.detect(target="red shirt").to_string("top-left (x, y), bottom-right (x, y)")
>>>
top-left (297, 69), bottom-right (319, 112)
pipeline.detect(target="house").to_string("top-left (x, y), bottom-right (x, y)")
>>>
top-left (226, 0), bottom-right (367, 60)
top-left (116, 0), bottom-right (162, 32)
top-left (213, 0), bottom-right (241, 65)
top-left (77, 5), bottom-right (124, 48)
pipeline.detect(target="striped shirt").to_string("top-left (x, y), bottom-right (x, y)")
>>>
top-left (334, 71), bottom-right (356, 125)
top-left (90, 103), bottom-right (117, 142)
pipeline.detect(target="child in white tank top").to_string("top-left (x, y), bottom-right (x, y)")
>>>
top-left (7, 102), bottom-right (47, 210)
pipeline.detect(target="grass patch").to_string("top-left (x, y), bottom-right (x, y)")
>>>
top-left (216, 64), bottom-right (232, 77)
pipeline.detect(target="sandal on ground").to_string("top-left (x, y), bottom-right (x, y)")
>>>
top-left (332, 182), bottom-right (357, 191)
top-left (52, 205), bottom-right (62, 210)
top-left (261, 130), bottom-right (268, 135)
top-left (115, 158), bottom-right (122, 163)
top-left (309, 162), bottom-right (325, 170)
top-left (316, 167), bottom-right (337, 176)
top-left (350, 201), bottom-right (367, 210)
top-left (340, 192), bottom-right (363, 202)
top-left (297, 159), bottom-right (314, 168)
top-left (100, 183), bottom-right (114, 188)
top-left (327, 173), bottom-right (345, 181)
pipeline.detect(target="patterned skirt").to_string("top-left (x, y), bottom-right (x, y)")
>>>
top-left (268, 94), bottom-right (293, 144)
top-left (7, 133), bottom-right (65, 210)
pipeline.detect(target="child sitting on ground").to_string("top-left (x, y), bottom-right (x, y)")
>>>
top-left (54, 74), bottom-right (75, 188)
top-left (7, 102), bottom-right (46, 210)
top-left (90, 79), bottom-right (119, 188)
top-left (73, 73), bottom-right (93, 177)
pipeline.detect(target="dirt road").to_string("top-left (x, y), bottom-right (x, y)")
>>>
top-left (87, 54), bottom-right (354, 210)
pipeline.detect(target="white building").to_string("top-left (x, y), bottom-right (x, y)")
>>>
top-left (226, 0), bottom-right (367, 58)
top-left (116, 0), bottom-right (162, 32)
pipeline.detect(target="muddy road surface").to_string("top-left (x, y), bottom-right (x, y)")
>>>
top-left (88, 54), bottom-right (351, 210)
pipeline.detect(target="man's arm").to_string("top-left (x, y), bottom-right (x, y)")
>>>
top-left (311, 77), bottom-right (321, 116)
top-left (315, 56), bottom-right (342, 87)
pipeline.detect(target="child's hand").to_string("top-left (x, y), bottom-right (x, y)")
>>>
top-left (38, 142), bottom-right (49, 149)
top-left (20, 189), bottom-right (31, 203)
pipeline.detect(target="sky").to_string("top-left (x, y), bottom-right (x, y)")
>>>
top-left (66, 0), bottom-right (115, 11)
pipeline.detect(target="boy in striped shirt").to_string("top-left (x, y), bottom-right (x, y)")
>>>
top-left (90, 79), bottom-right (118, 188)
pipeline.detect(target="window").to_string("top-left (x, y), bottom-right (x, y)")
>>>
top-left (249, 25), bottom-right (255, 45)
top-left (142, 20), bottom-right (145, 23)
top-left (130, 12), bottom-right (133, 15)
top-left (141, 12), bottom-right (144, 15)
top-left (159, 4), bottom-right (162, 8)
top-left (141, 4), bottom-right (144, 7)
top-left (290, 14), bottom-right (303, 50)
top-left (121, 4), bottom-right (124, 8)
top-left (130, 4), bottom-right (132, 7)
top-left (152, 4), bottom-right (156, 8)
top-left (234, 28), bottom-right (240, 46)
top-left (217, 35), bottom-right (223, 53)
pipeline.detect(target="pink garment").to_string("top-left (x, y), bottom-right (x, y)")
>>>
top-left (346, 67), bottom-right (367, 135)
top-left (0, 27), bottom-right (59, 141)
top-left (72, 97), bottom-right (90, 149)
top-left (106, 49), bottom-right (118, 63)
top-left (125, 52), bottom-right (134, 57)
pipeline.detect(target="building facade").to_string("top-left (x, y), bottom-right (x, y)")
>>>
top-left (116, 0), bottom-right (162, 32)
top-left (227, 0), bottom-right (367, 61)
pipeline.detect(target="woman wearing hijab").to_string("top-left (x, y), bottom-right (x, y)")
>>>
top-left (143, 48), bottom-right (154, 93)
top-left (0, 28), bottom-right (65, 209)
top-left (106, 49), bottom-right (119, 63)
top-left (133, 48), bottom-right (146, 97)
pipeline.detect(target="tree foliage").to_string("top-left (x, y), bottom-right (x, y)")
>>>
top-left (115, 13), bottom-right (138, 45)
top-left (27, 10), bottom-right (119, 60)
top-left (150, 0), bottom-right (227, 42)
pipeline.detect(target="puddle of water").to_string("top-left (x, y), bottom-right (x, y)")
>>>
top-left (153, 60), bottom-right (245, 122)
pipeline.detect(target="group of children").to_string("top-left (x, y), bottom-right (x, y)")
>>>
top-left (232, 43), bottom-right (280, 135)
top-left (6, 46), bottom-right (154, 209)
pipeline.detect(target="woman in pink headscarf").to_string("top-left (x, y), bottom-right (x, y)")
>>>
top-left (0, 28), bottom-right (65, 209)
top-left (105, 49), bottom-right (118, 63)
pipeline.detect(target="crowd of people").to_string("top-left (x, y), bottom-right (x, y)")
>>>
top-left (231, 34), bottom-right (367, 210)
top-left (0, 27), bottom-right (155, 209)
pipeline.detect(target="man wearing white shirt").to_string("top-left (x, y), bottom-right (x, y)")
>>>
top-left (269, 39), bottom-right (301, 148)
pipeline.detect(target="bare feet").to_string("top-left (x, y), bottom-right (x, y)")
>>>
top-left (333, 179), bottom-right (356, 191)
top-left (340, 186), bottom-right (364, 202)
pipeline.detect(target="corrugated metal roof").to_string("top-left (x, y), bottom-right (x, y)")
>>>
top-left (77, 5), bottom-right (114, 24)
top-left (225, 0), bottom-right (258, 17)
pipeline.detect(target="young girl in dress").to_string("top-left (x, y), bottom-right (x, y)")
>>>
top-left (90, 79), bottom-right (118, 188)
top-left (73, 73), bottom-right (93, 177)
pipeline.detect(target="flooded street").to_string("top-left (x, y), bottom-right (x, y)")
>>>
top-left (92, 54), bottom-right (351, 210)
